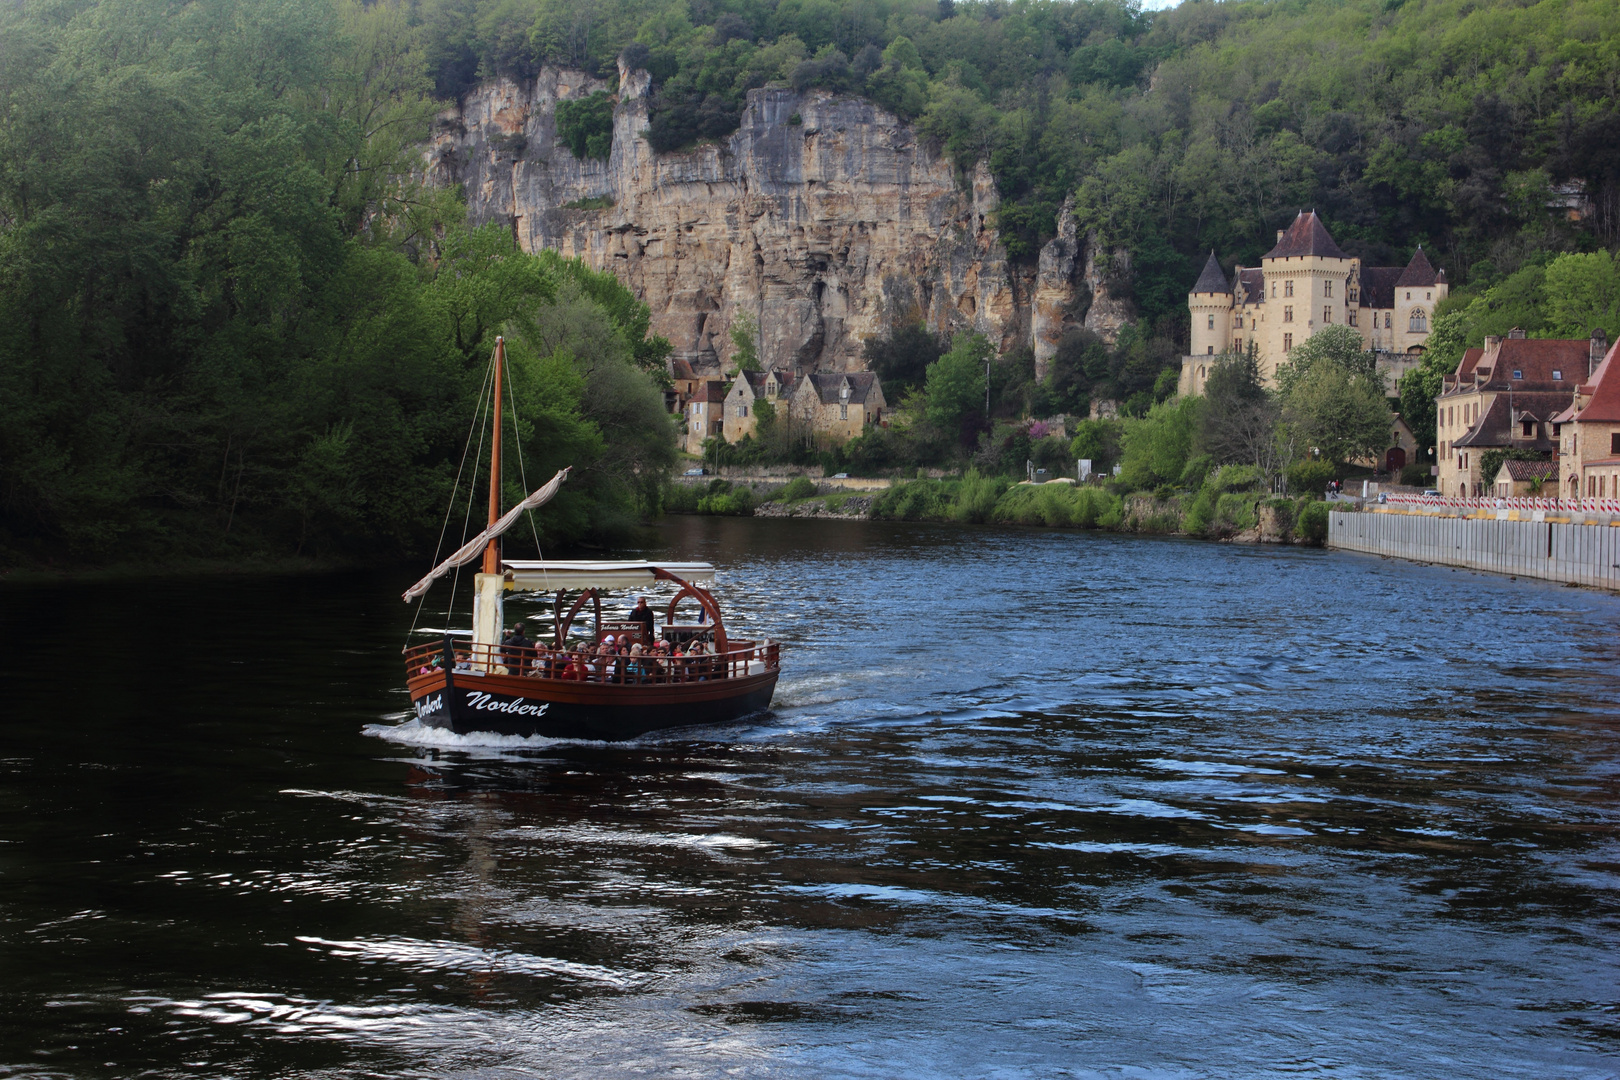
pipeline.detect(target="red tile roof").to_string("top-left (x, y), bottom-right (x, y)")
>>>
top-left (1501, 458), bottom-right (1557, 481)
top-left (1263, 211), bottom-right (1350, 261)
top-left (1575, 339), bottom-right (1620, 423)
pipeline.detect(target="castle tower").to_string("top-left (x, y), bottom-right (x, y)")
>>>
top-left (1181, 252), bottom-right (1234, 396)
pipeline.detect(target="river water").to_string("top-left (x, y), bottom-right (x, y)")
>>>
top-left (3, 518), bottom-right (1618, 1079)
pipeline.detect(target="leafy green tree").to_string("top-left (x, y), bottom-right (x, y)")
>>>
top-left (863, 323), bottom-right (944, 397)
top-left (1542, 251), bottom-right (1620, 339)
top-left (923, 332), bottom-right (994, 440)
top-left (728, 312), bottom-right (762, 374)
top-left (556, 91), bottom-right (616, 159)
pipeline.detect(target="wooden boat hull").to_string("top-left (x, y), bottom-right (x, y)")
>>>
top-left (406, 668), bottom-right (779, 741)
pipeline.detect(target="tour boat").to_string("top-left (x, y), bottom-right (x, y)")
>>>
top-left (399, 338), bottom-right (780, 740)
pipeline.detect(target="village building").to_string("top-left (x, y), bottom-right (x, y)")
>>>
top-left (1490, 458), bottom-right (1559, 498)
top-left (721, 369), bottom-right (797, 443)
top-left (1551, 336), bottom-right (1620, 502)
top-left (1181, 211), bottom-right (1448, 395)
top-left (1435, 329), bottom-right (1602, 497)
top-left (789, 371), bottom-right (887, 444)
top-left (682, 380), bottom-right (728, 454)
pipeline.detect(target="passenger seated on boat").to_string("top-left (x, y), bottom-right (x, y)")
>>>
top-left (561, 645), bottom-right (587, 681)
top-left (454, 651), bottom-right (474, 672)
top-left (625, 643), bottom-right (651, 683)
top-left (501, 623), bottom-right (533, 673)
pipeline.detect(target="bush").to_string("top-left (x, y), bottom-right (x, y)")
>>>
top-left (1297, 499), bottom-right (1332, 545)
top-left (1287, 459), bottom-right (1336, 493)
top-left (1399, 463), bottom-right (1432, 487)
top-left (696, 486), bottom-right (756, 515)
top-left (664, 482), bottom-right (701, 513)
top-left (556, 92), bottom-right (615, 160)
top-left (952, 469), bottom-right (1005, 523)
top-left (871, 479), bottom-right (946, 520)
top-left (778, 475), bottom-right (817, 501)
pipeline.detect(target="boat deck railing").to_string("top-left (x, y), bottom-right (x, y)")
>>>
top-left (404, 638), bottom-right (779, 686)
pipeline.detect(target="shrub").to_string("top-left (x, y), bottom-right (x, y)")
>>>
top-left (664, 482), bottom-right (701, 513)
top-left (1399, 463), bottom-right (1432, 487)
top-left (779, 475), bottom-right (817, 501)
top-left (1297, 499), bottom-right (1331, 545)
top-left (1213, 492), bottom-right (1258, 534)
top-left (952, 469), bottom-right (1005, 523)
top-left (1287, 458), bottom-right (1335, 492)
top-left (696, 486), bottom-right (756, 515)
top-left (871, 479), bottom-right (945, 520)
top-left (1209, 464), bottom-right (1264, 493)
top-left (556, 92), bottom-right (615, 159)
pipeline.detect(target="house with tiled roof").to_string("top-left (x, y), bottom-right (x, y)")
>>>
top-left (1552, 336), bottom-right (1620, 502)
top-left (682, 379), bottom-right (729, 453)
top-left (1182, 211), bottom-right (1448, 395)
top-left (789, 371), bottom-right (887, 444)
top-left (1490, 457), bottom-right (1559, 498)
top-left (721, 369), bottom-right (796, 443)
top-left (1435, 328), bottom-right (1606, 497)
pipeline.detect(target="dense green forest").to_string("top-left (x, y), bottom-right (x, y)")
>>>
top-left (4, 0), bottom-right (1619, 566)
top-left (422, 0), bottom-right (1618, 333)
top-left (0, 0), bottom-right (676, 567)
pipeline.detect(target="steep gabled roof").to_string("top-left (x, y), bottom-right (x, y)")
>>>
top-left (1455, 348), bottom-right (1485, 382)
top-left (1394, 246), bottom-right (1440, 288)
top-left (805, 371), bottom-right (881, 406)
top-left (671, 359), bottom-right (697, 381)
top-left (737, 369), bottom-right (795, 400)
top-left (1452, 392), bottom-right (1565, 450)
top-left (1358, 266), bottom-right (1402, 309)
top-left (1263, 210), bottom-right (1350, 261)
top-left (1236, 268), bottom-right (1265, 305)
top-left (1191, 252), bottom-right (1230, 295)
top-left (1575, 339), bottom-right (1620, 423)
top-left (1485, 339), bottom-right (1591, 389)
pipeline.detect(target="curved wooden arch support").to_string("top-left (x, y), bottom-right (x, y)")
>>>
top-left (652, 568), bottom-right (727, 654)
top-left (555, 588), bottom-right (599, 648)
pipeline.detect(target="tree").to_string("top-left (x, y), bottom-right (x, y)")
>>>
top-left (1200, 347), bottom-right (1285, 481)
top-left (1542, 250), bottom-right (1620, 340)
top-left (923, 332), bottom-right (994, 441)
top-left (1274, 325), bottom-right (1377, 395)
top-left (727, 312), bottom-right (761, 375)
top-left (1283, 364), bottom-right (1393, 467)
top-left (863, 323), bottom-right (944, 397)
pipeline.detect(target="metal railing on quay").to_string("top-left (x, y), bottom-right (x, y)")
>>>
top-left (404, 638), bottom-right (779, 686)
top-left (1377, 493), bottom-right (1620, 514)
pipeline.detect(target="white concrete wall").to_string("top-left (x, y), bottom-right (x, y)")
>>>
top-left (1328, 511), bottom-right (1620, 590)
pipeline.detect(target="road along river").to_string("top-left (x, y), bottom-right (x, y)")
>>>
top-left (3, 517), bottom-right (1618, 1078)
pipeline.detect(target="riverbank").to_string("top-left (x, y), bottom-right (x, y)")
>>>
top-left (0, 553), bottom-right (362, 587)
top-left (667, 470), bottom-right (1333, 546)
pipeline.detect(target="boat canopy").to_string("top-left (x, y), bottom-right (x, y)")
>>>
top-left (500, 560), bottom-right (716, 592)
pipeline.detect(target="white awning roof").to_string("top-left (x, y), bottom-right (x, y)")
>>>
top-left (500, 560), bottom-right (716, 591)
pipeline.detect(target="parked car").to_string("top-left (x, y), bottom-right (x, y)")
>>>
top-left (831, 472), bottom-right (849, 479)
top-left (684, 467), bottom-right (707, 476)
top-left (1422, 489), bottom-right (1441, 497)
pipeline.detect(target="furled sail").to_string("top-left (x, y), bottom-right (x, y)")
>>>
top-left (402, 467), bottom-right (570, 602)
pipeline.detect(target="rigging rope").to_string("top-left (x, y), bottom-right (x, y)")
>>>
top-left (407, 353), bottom-right (496, 641)
top-left (446, 357), bottom-right (495, 627)
top-left (500, 343), bottom-right (551, 592)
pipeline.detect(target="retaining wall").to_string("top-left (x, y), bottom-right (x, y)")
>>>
top-left (1328, 511), bottom-right (1620, 590)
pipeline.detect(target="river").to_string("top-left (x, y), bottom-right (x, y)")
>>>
top-left (3, 518), bottom-right (1618, 1078)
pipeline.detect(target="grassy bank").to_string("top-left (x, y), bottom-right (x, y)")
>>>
top-left (666, 468), bottom-right (1332, 545)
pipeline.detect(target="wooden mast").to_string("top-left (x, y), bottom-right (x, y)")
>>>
top-left (482, 336), bottom-right (505, 575)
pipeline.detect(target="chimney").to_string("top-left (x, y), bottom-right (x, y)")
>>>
top-left (1592, 328), bottom-right (1609, 378)
top-left (1507, 327), bottom-right (1526, 339)
top-left (1276, 229), bottom-right (1285, 243)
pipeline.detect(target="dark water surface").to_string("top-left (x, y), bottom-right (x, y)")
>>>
top-left (4, 518), bottom-right (1619, 1079)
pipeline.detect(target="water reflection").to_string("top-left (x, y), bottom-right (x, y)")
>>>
top-left (2, 520), bottom-right (1618, 1078)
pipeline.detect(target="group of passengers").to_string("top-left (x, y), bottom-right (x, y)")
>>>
top-left (492, 606), bottom-right (722, 683)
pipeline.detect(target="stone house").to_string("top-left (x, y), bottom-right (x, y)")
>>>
top-left (1182, 211), bottom-right (1448, 394)
top-left (1552, 337), bottom-right (1620, 501)
top-left (1490, 458), bottom-right (1558, 498)
top-left (683, 380), bottom-right (728, 454)
top-left (1437, 329), bottom-right (1604, 497)
top-left (789, 372), bottom-right (887, 444)
top-left (721, 369), bottom-right (797, 443)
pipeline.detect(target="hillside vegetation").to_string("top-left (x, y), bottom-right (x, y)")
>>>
top-left (0, 0), bottom-right (676, 567)
top-left (424, 0), bottom-right (1619, 336)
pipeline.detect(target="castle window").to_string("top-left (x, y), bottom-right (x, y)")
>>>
top-left (1349, 310), bottom-right (1358, 326)
top-left (1284, 280), bottom-right (1294, 297)
top-left (1234, 314), bottom-right (1243, 328)
top-left (1323, 306), bottom-right (1332, 324)
top-left (1250, 318), bottom-right (1255, 330)
top-left (1384, 312), bottom-right (1392, 329)
top-left (1349, 288), bottom-right (1358, 302)
top-left (1283, 333), bottom-right (1293, 352)
top-left (1284, 306), bottom-right (1294, 323)
top-left (1208, 315), bottom-right (1215, 330)
top-left (1409, 309), bottom-right (1428, 332)
top-left (1426, 291), bottom-right (1432, 300)
top-left (840, 404), bottom-right (848, 420)
top-left (1406, 291), bottom-right (1411, 300)
top-left (1324, 281), bottom-right (1333, 298)
top-left (1522, 420), bottom-right (1533, 437)
top-left (1207, 346), bottom-right (1214, 354)
top-left (1233, 341), bottom-right (1242, 352)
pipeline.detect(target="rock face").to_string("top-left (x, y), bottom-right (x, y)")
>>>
top-left (428, 63), bottom-right (1092, 375)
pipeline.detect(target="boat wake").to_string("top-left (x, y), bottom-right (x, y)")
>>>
top-left (362, 717), bottom-right (585, 750)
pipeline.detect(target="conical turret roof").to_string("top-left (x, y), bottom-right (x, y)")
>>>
top-left (1395, 246), bottom-right (1440, 288)
top-left (1190, 251), bottom-right (1231, 294)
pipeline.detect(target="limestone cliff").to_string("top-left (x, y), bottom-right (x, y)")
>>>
top-left (428, 63), bottom-right (1107, 376)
